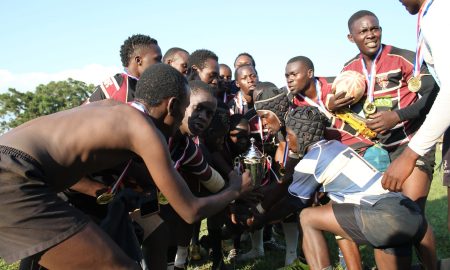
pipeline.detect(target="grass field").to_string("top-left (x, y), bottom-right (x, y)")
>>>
top-left (1, 151), bottom-right (449, 270)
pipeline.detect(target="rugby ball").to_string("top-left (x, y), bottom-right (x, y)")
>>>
top-left (332, 70), bottom-right (366, 104)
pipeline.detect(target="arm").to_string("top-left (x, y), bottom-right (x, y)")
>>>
top-left (69, 176), bottom-right (107, 197)
top-left (131, 119), bottom-right (252, 224)
top-left (396, 73), bottom-right (439, 122)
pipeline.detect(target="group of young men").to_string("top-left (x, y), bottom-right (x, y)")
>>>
top-left (0, 0), bottom-right (449, 269)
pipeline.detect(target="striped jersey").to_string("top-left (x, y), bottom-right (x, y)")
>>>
top-left (288, 140), bottom-right (398, 205)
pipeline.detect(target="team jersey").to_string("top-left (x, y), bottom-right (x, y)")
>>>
top-left (341, 44), bottom-right (435, 149)
top-left (289, 77), bottom-right (373, 152)
top-left (86, 73), bottom-right (138, 103)
top-left (169, 134), bottom-right (212, 191)
top-left (288, 140), bottom-right (398, 205)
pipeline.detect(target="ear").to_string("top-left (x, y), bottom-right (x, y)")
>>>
top-left (307, 69), bottom-right (314, 79)
top-left (167, 97), bottom-right (180, 117)
top-left (347, 33), bottom-right (355, 43)
top-left (135, 55), bottom-right (142, 65)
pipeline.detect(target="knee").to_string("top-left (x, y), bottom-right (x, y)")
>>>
top-left (299, 208), bottom-right (314, 228)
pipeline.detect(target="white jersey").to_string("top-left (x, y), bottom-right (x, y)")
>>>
top-left (288, 140), bottom-right (399, 205)
top-left (408, 0), bottom-right (450, 156)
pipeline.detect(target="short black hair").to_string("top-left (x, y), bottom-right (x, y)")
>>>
top-left (135, 63), bottom-right (187, 107)
top-left (234, 52), bottom-right (256, 67)
top-left (287, 56), bottom-right (315, 72)
top-left (186, 49), bottom-right (219, 81)
top-left (187, 49), bottom-right (219, 70)
top-left (163, 47), bottom-right (189, 63)
top-left (188, 80), bottom-right (216, 96)
top-left (348, 10), bottom-right (378, 32)
top-left (234, 64), bottom-right (258, 81)
top-left (120, 34), bottom-right (159, 67)
top-left (230, 114), bottom-right (248, 131)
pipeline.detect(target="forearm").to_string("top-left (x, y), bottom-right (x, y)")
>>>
top-left (409, 85), bottom-right (450, 156)
top-left (70, 177), bottom-right (106, 197)
top-left (396, 75), bottom-right (439, 121)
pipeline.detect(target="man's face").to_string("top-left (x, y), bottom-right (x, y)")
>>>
top-left (285, 61), bottom-right (312, 95)
top-left (399, 0), bottom-right (422, 15)
top-left (138, 44), bottom-right (162, 76)
top-left (229, 123), bottom-right (250, 154)
top-left (286, 127), bottom-right (299, 153)
top-left (169, 51), bottom-right (189, 76)
top-left (181, 90), bottom-right (217, 136)
top-left (197, 58), bottom-right (220, 87)
top-left (257, 110), bottom-right (281, 135)
top-left (234, 55), bottom-right (253, 69)
top-left (348, 15), bottom-right (382, 58)
top-left (236, 66), bottom-right (258, 96)
top-left (168, 85), bottom-right (190, 137)
top-left (219, 65), bottom-right (232, 82)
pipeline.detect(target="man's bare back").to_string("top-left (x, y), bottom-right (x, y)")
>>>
top-left (0, 100), bottom-right (161, 190)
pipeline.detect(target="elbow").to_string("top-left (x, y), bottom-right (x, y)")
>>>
top-left (180, 203), bottom-right (203, 224)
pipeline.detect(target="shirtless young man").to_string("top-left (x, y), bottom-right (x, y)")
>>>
top-left (0, 64), bottom-right (251, 269)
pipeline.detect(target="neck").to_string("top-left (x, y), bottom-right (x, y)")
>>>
top-left (125, 65), bottom-right (140, 79)
top-left (303, 79), bottom-right (317, 100)
top-left (241, 91), bottom-right (252, 103)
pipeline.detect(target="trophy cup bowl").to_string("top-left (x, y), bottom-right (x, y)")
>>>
top-left (234, 138), bottom-right (270, 188)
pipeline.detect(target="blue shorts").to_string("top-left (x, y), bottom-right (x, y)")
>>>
top-left (333, 195), bottom-right (426, 256)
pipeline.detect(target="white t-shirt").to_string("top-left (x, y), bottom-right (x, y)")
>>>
top-left (408, 0), bottom-right (450, 156)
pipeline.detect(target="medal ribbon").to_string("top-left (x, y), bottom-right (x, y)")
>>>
top-left (413, 0), bottom-right (434, 77)
top-left (360, 45), bottom-right (383, 103)
top-left (297, 79), bottom-right (332, 118)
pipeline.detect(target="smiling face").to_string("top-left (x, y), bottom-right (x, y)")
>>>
top-left (257, 110), bottom-right (282, 135)
top-left (348, 15), bottom-right (382, 58)
top-left (180, 89), bottom-right (217, 136)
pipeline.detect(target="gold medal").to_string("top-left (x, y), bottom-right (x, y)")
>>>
top-left (408, 76), bottom-right (421, 92)
top-left (363, 102), bottom-right (377, 115)
top-left (96, 192), bottom-right (114, 205)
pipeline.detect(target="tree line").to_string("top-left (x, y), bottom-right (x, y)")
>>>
top-left (0, 78), bottom-right (94, 134)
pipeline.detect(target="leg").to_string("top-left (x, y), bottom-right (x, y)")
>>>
top-left (373, 248), bottom-right (412, 270)
top-left (300, 204), bottom-right (352, 270)
top-left (337, 238), bottom-right (362, 270)
top-left (39, 221), bottom-right (140, 270)
top-left (402, 167), bottom-right (436, 270)
top-left (142, 221), bottom-right (170, 270)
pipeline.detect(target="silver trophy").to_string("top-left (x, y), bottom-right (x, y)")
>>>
top-left (234, 138), bottom-right (271, 188)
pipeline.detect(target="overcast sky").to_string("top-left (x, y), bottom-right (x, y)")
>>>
top-left (0, 0), bottom-right (417, 93)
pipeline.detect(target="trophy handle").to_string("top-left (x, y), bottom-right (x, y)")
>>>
top-left (265, 156), bottom-right (272, 174)
top-left (234, 157), bottom-right (242, 175)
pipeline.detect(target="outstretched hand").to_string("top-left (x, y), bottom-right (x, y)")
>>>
top-left (381, 146), bottom-right (419, 191)
top-left (327, 91), bottom-right (354, 112)
top-left (229, 169), bottom-right (253, 195)
top-left (366, 111), bottom-right (400, 134)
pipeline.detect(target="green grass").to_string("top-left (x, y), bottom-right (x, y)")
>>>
top-left (1, 150), bottom-right (449, 270)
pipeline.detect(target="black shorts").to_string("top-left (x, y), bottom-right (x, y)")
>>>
top-left (333, 195), bottom-right (426, 256)
top-left (0, 145), bottom-right (89, 263)
top-left (389, 143), bottom-right (436, 179)
top-left (442, 128), bottom-right (450, 186)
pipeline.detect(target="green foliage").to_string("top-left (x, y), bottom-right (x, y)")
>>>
top-left (0, 78), bottom-right (94, 134)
